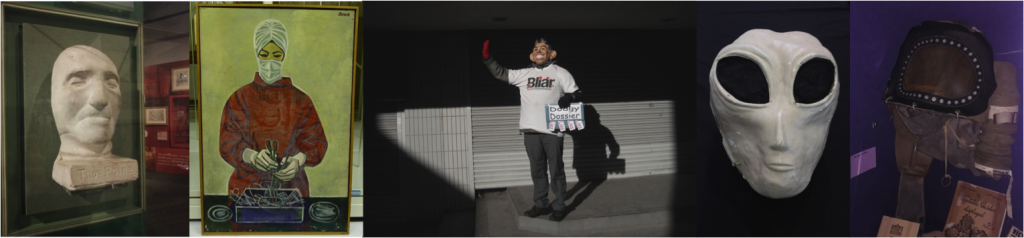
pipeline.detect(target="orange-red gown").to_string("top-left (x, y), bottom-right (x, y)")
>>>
top-left (219, 73), bottom-right (328, 198)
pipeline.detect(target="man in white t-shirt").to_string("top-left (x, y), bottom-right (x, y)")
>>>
top-left (481, 38), bottom-right (582, 222)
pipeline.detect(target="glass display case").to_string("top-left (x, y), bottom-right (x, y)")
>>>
top-left (1, 2), bottom-right (145, 236)
top-left (15, 2), bottom-right (142, 22)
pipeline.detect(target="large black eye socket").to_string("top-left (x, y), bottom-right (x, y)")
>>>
top-left (793, 58), bottom-right (835, 104)
top-left (716, 56), bottom-right (769, 104)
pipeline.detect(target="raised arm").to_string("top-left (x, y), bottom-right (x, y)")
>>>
top-left (481, 40), bottom-right (509, 82)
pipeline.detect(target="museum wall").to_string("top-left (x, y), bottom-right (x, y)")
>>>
top-left (143, 60), bottom-right (190, 176)
top-left (848, 2), bottom-right (1023, 236)
top-left (143, 2), bottom-right (191, 176)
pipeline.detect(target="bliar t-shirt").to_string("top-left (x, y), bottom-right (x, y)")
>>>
top-left (507, 64), bottom-right (579, 137)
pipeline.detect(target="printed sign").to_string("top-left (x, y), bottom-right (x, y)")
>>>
top-left (1008, 226), bottom-right (1022, 237)
top-left (944, 181), bottom-right (1008, 237)
top-left (545, 102), bottom-right (584, 132)
top-left (877, 215), bottom-right (920, 237)
top-left (154, 147), bottom-right (189, 176)
top-left (851, 147), bottom-right (876, 178)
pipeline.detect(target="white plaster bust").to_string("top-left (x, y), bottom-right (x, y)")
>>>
top-left (709, 29), bottom-right (839, 199)
top-left (50, 45), bottom-right (138, 191)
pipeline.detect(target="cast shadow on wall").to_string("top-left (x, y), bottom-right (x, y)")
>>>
top-left (363, 106), bottom-right (476, 236)
top-left (564, 105), bottom-right (625, 213)
top-left (363, 29), bottom-right (693, 236)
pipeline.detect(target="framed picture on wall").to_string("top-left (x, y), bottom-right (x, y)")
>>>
top-left (145, 107), bottom-right (168, 125)
top-left (169, 94), bottom-right (190, 148)
top-left (171, 67), bottom-right (189, 92)
top-left (1, 2), bottom-right (145, 236)
top-left (195, 3), bottom-right (358, 235)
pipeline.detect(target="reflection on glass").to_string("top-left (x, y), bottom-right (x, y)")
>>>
top-left (50, 45), bottom-right (139, 191)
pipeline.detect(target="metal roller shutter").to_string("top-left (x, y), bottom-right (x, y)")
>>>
top-left (472, 101), bottom-right (676, 189)
top-left (467, 30), bottom-right (682, 190)
top-left (378, 111), bottom-right (399, 145)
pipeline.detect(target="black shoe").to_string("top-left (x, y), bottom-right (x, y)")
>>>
top-left (549, 210), bottom-right (567, 221)
top-left (524, 206), bottom-right (552, 218)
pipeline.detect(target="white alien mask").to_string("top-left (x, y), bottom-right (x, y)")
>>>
top-left (709, 29), bottom-right (839, 199)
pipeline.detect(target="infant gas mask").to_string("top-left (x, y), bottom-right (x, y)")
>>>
top-left (709, 29), bottom-right (839, 199)
top-left (883, 21), bottom-right (1017, 230)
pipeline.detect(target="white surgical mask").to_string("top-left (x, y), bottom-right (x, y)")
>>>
top-left (709, 29), bottom-right (839, 199)
top-left (258, 58), bottom-right (283, 84)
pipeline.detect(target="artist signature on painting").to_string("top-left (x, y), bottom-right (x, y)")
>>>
top-left (338, 12), bottom-right (349, 17)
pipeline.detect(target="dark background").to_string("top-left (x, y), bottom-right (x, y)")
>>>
top-left (360, 28), bottom-right (688, 238)
top-left (361, 1), bottom-right (694, 236)
top-left (848, 2), bottom-right (1023, 237)
top-left (695, 2), bottom-right (851, 236)
top-left (364, 30), bottom-right (692, 236)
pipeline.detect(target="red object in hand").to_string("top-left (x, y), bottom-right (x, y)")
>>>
top-left (483, 40), bottom-right (491, 59)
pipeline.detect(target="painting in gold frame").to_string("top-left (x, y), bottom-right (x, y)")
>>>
top-left (195, 3), bottom-right (357, 235)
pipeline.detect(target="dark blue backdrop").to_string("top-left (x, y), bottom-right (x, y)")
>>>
top-left (696, 2), bottom-right (851, 236)
top-left (849, 2), bottom-right (1023, 236)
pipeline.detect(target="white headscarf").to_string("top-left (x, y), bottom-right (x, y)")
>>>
top-left (253, 19), bottom-right (288, 83)
top-left (254, 19), bottom-right (288, 56)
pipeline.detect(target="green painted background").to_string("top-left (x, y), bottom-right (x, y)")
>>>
top-left (198, 7), bottom-right (355, 197)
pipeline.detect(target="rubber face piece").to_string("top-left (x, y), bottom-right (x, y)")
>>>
top-left (903, 45), bottom-right (976, 99)
top-left (886, 21), bottom-right (996, 116)
top-left (793, 58), bottom-right (836, 104)
top-left (716, 56), bottom-right (770, 104)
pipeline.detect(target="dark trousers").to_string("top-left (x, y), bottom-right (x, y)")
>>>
top-left (524, 133), bottom-right (567, 211)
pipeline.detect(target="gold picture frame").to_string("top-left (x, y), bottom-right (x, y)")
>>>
top-left (195, 3), bottom-right (358, 235)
